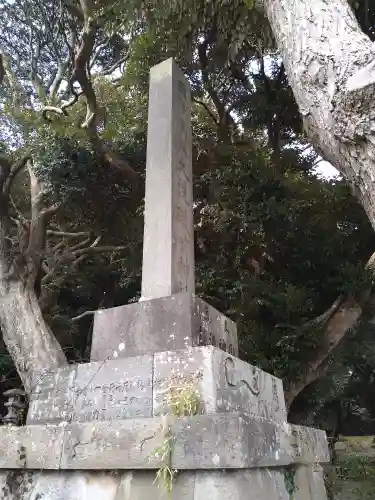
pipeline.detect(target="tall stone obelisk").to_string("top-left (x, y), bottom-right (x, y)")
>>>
top-left (140, 58), bottom-right (195, 301)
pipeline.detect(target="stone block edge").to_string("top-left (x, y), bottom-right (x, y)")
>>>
top-left (0, 413), bottom-right (330, 470)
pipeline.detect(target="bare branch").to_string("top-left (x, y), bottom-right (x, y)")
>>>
top-left (66, 235), bottom-right (94, 253)
top-left (0, 54), bottom-right (5, 84)
top-left (21, 161), bottom-right (60, 288)
top-left (72, 245), bottom-right (126, 258)
top-left (49, 54), bottom-right (73, 101)
top-left (41, 203), bottom-right (61, 220)
top-left (193, 99), bottom-right (219, 124)
top-left (0, 153), bottom-right (12, 191)
top-left (47, 230), bottom-right (90, 238)
top-left (42, 106), bottom-right (68, 122)
top-left (101, 55), bottom-right (128, 76)
top-left (10, 196), bottom-right (28, 224)
top-left (71, 310), bottom-right (97, 322)
top-left (302, 295), bottom-right (344, 329)
top-left (89, 37), bottom-right (111, 70)
top-left (61, 0), bottom-right (84, 21)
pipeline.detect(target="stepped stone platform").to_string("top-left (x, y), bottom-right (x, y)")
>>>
top-left (27, 345), bottom-right (286, 425)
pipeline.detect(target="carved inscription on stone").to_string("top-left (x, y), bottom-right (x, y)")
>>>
top-left (290, 428), bottom-right (302, 459)
top-left (224, 357), bottom-right (261, 397)
top-left (193, 297), bottom-right (238, 355)
top-left (72, 376), bottom-right (153, 423)
top-left (170, 73), bottom-right (193, 296)
top-left (214, 350), bottom-right (287, 422)
top-left (271, 376), bottom-right (280, 413)
top-left (27, 356), bottom-right (153, 425)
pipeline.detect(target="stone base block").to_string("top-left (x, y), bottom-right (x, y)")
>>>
top-left (27, 346), bottom-right (286, 425)
top-left (0, 467), bottom-right (328, 500)
top-left (153, 346), bottom-right (287, 422)
top-left (90, 293), bottom-right (238, 361)
top-left (2, 414), bottom-right (330, 470)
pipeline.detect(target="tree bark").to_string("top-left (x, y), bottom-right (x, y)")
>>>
top-left (0, 282), bottom-right (67, 393)
top-left (0, 158), bottom-right (68, 394)
top-left (264, 0), bottom-right (375, 229)
top-left (261, 0), bottom-right (375, 405)
top-left (284, 296), bottom-right (363, 408)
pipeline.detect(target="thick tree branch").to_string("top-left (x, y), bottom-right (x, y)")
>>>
top-left (41, 2), bottom-right (139, 185)
top-left (264, 0), bottom-right (375, 229)
top-left (0, 153), bottom-right (12, 192)
top-left (71, 310), bottom-right (96, 322)
top-left (284, 250), bottom-right (375, 408)
top-left (193, 99), bottom-right (219, 124)
top-left (0, 54), bottom-right (5, 84)
top-left (20, 163), bottom-right (60, 289)
top-left (72, 244), bottom-right (126, 258)
top-left (3, 155), bottom-right (30, 196)
top-left (47, 230), bottom-right (90, 238)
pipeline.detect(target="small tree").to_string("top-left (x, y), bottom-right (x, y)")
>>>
top-left (0, 0), bottom-right (138, 391)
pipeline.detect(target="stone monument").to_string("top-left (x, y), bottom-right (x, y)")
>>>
top-left (0, 59), bottom-right (330, 500)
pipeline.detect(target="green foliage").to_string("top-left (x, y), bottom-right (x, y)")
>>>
top-left (284, 467), bottom-right (298, 499)
top-left (150, 378), bottom-right (201, 495)
top-left (150, 428), bottom-right (176, 496)
top-left (162, 374), bottom-right (202, 417)
top-left (193, 142), bottom-right (375, 385)
top-left (325, 458), bottom-right (375, 500)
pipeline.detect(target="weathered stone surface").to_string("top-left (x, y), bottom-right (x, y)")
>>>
top-left (90, 293), bottom-right (238, 361)
top-left (0, 424), bottom-right (63, 469)
top-left (0, 469), bottom-right (300, 500)
top-left (117, 471), bottom-right (196, 500)
top-left (28, 365), bottom-right (76, 424)
top-left (0, 470), bottom-right (122, 500)
top-left (0, 414), bottom-right (329, 470)
top-left (171, 413), bottom-right (292, 469)
top-left (308, 466), bottom-right (329, 500)
top-left (61, 419), bottom-right (164, 469)
top-left (141, 58), bottom-right (194, 301)
top-left (27, 356), bottom-right (153, 425)
top-left (29, 345), bottom-right (286, 425)
top-left (294, 465), bottom-right (328, 500)
top-left (186, 470), bottom-right (290, 500)
top-left (334, 435), bottom-right (375, 461)
top-left (289, 424), bottom-right (331, 464)
top-left (153, 346), bottom-right (287, 422)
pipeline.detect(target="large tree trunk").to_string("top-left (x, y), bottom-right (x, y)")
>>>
top-left (0, 160), bottom-right (68, 394)
top-left (264, 0), bottom-right (375, 229)
top-left (263, 0), bottom-right (375, 406)
top-left (0, 280), bottom-right (67, 393)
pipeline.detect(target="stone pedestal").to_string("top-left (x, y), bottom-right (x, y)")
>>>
top-left (0, 58), bottom-right (330, 500)
top-left (90, 293), bottom-right (239, 361)
top-left (0, 468), bottom-right (328, 500)
top-left (27, 345), bottom-right (286, 425)
top-left (19, 293), bottom-right (330, 500)
top-left (0, 412), bottom-right (329, 499)
top-left (14, 292), bottom-right (330, 499)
